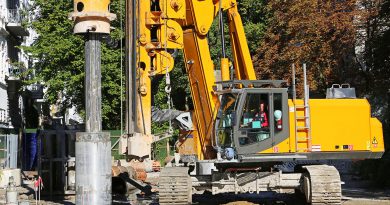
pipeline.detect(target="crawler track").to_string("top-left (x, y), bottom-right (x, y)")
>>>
top-left (303, 165), bottom-right (342, 205)
top-left (158, 167), bottom-right (192, 205)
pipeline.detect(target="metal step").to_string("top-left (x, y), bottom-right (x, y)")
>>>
top-left (297, 126), bottom-right (310, 130)
top-left (296, 116), bottom-right (309, 120)
top-left (292, 63), bottom-right (312, 154)
top-left (297, 147), bottom-right (311, 151)
top-left (296, 136), bottom-right (311, 141)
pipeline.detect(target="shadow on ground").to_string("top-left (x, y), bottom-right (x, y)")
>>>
top-left (192, 192), bottom-right (306, 205)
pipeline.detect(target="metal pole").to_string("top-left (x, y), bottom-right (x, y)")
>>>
top-left (219, 8), bottom-right (226, 58)
top-left (303, 63), bottom-right (308, 106)
top-left (292, 63), bottom-right (298, 152)
top-left (85, 33), bottom-right (102, 132)
top-left (292, 64), bottom-right (296, 101)
top-left (125, 0), bottom-right (138, 135)
top-left (303, 63), bottom-right (309, 128)
top-left (75, 33), bottom-right (111, 205)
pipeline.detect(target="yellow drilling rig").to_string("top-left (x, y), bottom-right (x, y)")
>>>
top-left (70, 0), bottom-right (384, 204)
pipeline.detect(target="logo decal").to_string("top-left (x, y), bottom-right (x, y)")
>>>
top-left (311, 145), bottom-right (321, 152)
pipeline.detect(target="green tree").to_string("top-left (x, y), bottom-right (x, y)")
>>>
top-left (22, 0), bottom-right (266, 131)
top-left (255, 0), bottom-right (389, 187)
top-left (361, 0), bottom-right (389, 145)
top-left (152, 0), bottom-right (267, 112)
top-left (151, 0), bottom-right (267, 135)
top-left (357, 0), bottom-right (390, 187)
top-left (207, 0), bottom-right (267, 67)
top-left (23, 0), bottom-right (125, 129)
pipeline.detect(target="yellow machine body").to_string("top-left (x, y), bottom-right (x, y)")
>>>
top-left (70, 0), bottom-right (116, 34)
top-left (73, 0), bottom-right (110, 12)
top-left (119, 0), bottom-right (385, 203)
top-left (259, 99), bottom-right (384, 156)
top-left (126, 0), bottom-right (255, 160)
top-left (123, 0), bottom-right (384, 162)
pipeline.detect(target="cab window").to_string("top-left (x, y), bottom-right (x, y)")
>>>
top-left (239, 93), bottom-right (270, 145)
top-left (217, 93), bottom-right (237, 147)
top-left (273, 93), bottom-right (283, 133)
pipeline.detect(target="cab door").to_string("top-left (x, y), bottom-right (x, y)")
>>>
top-left (233, 89), bottom-right (289, 155)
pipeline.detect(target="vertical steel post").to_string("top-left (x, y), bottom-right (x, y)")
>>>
top-left (292, 64), bottom-right (296, 101)
top-left (76, 132), bottom-right (111, 205)
top-left (303, 63), bottom-right (308, 106)
top-left (85, 34), bottom-right (102, 133)
top-left (219, 8), bottom-right (226, 59)
top-left (69, 1), bottom-right (116, 204)
top-left (125, 0), bottom-right (138, 135)
top-left (75, 34), bottom-right (112, 205)
top-left (292, 63), bottom-right (298, 151)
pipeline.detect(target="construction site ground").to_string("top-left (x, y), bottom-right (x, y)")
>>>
top-left (1, 174), bottom-right (389, 205)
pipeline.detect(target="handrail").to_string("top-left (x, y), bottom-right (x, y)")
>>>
top-left (0, 109), bottom-right (7, 123)
top-left (7, 9), bottom-right (24, 24)
top-left (8, 65), bottom-right (22, 77)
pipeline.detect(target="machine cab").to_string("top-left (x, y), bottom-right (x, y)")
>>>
top-left (215, 81), bottom-right (289, 156)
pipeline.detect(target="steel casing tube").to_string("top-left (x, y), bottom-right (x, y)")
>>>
top-left (76, 132), bottom-right (111, 204)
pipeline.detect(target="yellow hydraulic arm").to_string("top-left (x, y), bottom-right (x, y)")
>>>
top-left (123, 0), bottom-right (257, 160)
top-left (179, 0), bottom-right (257, 159)
top-left (226, 5), bottom-right (257, 80)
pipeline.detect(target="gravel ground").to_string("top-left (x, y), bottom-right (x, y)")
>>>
top-left (1, 178), bottom-right (389, 205)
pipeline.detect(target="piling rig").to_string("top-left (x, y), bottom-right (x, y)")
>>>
top-left (69, 0), bottom-right (385, 204)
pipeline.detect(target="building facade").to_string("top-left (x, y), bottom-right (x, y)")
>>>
top-left (0, 0), bottom-right (37, 168)
top-left (0, 0), bottom-right (34, 132)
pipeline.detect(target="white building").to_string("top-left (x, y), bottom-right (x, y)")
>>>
top-left (0, 0), bottom-right (35, 133)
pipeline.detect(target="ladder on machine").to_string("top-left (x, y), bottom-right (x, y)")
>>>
top-left (292, 63), bottom-right (312, 152)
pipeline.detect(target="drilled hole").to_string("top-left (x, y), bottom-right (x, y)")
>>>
top-left (77, 2), bottom-right (84, 12)
top-left (139, 62), bottom-right (146, 70)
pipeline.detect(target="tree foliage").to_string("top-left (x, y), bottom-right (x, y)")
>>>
top-left (251, 0), bottom-right (389, 186)
top-left (362, 0), bottom-right (390, 101)
top-left (356, 0), bottom-right (390, 187)
top-left (22, 1), bottom-right (389, 183)
top-left (208, 0), bottom-right (267, 65)
top-left (23, 0), bottom-right (125, 129)
top-left (254, 0), bottom-right (367, 96)
top-left (153, 0), bottom-right (267, 112)
top-left (22, 0), bottom-right (265, 131)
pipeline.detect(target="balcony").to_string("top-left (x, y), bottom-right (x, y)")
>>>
top-left (0, 20), bottom-right (8, 35)
top-left (26, 83), bottom-right (44, 100)
top-left (6, 65), bottom-right (23, 99)
top-left (7, 65), bottom-right (23, 80)
top-left (6, 9), bottom-right (29, 37)
top-left (0, 109), bottom-right (8, 125)
top-left (0, 12), bottom-right (8, 35)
